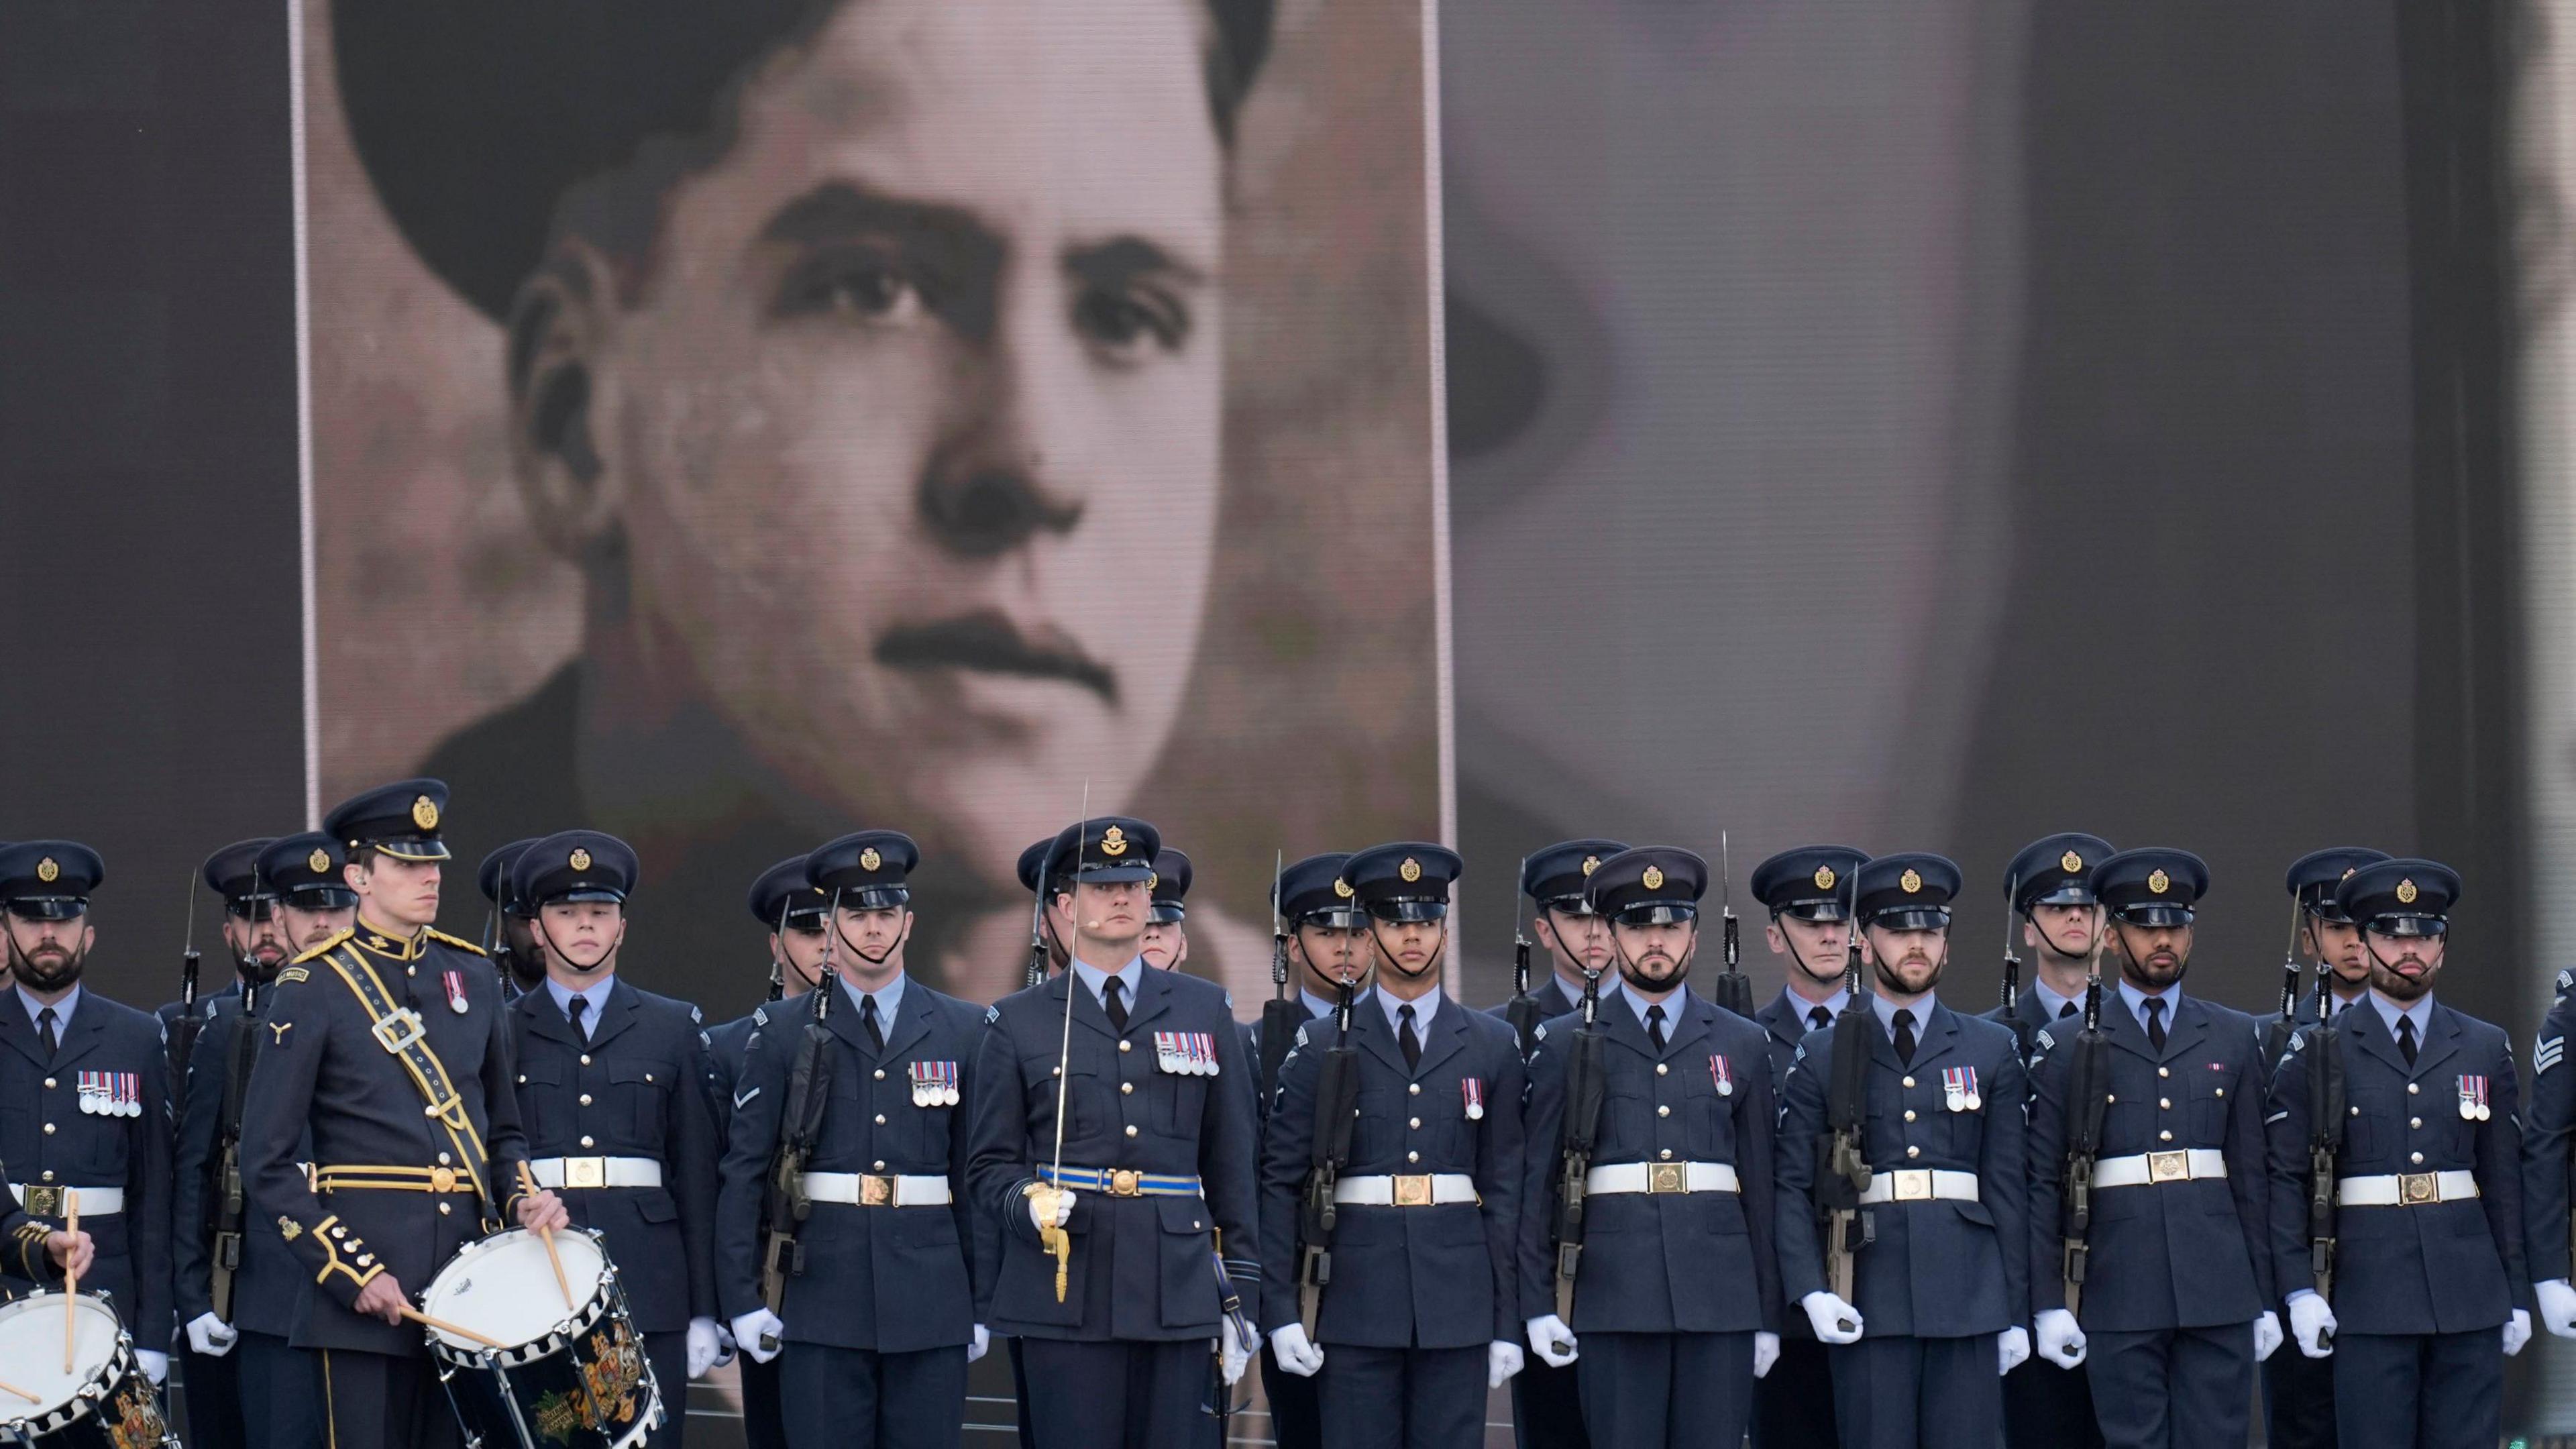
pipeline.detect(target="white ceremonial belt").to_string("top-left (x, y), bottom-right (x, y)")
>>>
top-left (1856, 1169), bottom-right (1979, 1205)
top-left (527, 1157), bottom-right (663, 1190)
top-left (1585, 1161), bottom-right (1740, 1195)
top-left (7, 1184), bottom-right (121, 1216)
top-left (1334, 1173), bottom-right (1479, 1207)
top-left (2092, 1149), bottom-right (2226, 1189)
top-left (2337, 1170), bottom-right (2479, 1207)
top-left (806, 1172), bottom-right (954, 1208)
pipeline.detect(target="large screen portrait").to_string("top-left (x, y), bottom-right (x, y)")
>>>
top-left (301, 0), bottom-right (1444, 1011)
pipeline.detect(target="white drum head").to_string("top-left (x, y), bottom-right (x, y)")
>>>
top-left (421, 1229), bottom-right (608, 1350)
top-left (0, 1293), bottom-right (122, 1417)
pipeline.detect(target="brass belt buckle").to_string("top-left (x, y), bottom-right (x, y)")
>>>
top-left (564, 1157), bottom-right (607, 1190)
top-left (859, 1174), bottom-right (895, 1207)
top-left (2399, 1172), bottom-right (2437, 1205)
top-left (1393, 1174), bottom-right (1434, 1206)
top-left (1647, 1163), bottom-right (1685, 1195)
top-left (1892, 1169), bottom-right (1933, 1201)
top-left (2147, 1150), bottom-right (2189, 1184)
top-left (1108, 1169), bottom-right (1143, 1197)
top-left (370, 1009), bottom-right (427, 1054)
top-left (429, 1166), bottom-right (459, 1195)
top-left (20, 1185), bottom-right (60, 1218)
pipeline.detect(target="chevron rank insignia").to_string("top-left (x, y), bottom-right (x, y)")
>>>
top-left (2538, 1035), bottom-right (2565, 1077)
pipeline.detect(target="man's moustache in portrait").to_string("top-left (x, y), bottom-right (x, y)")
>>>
top-left (876, 610), bottom-right (1118, 703)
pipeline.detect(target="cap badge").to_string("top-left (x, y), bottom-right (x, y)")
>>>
top-left (1333, 877), bottom-right (1355, 899)
top-left (411, 795), bottom-right (440, 830)
top-left (2341, 867), bottom-right (2358, 880)
top-left (1813, 864), bottom-right (1837, 890)
top-left (859, 847), bottom-right (882, 871)
top-left (1145, 872), bottom-right (1159, 892)
top-left (1399, 857), bottom-right (1423, 883)
top-left (1900, 868), bottom-right (1923, 894)
top-left (2147, 869), bottom-right (2171, 895)
top-left (568, 847), bottom-right (593, 871)
top-left (2396, 877), bottom-right (2419, 904)
top-left (1642, 864), bottom-right (1667, 891)
top-left (309, 848), bottom-right (331, 873)
top-left (2061, 850), bottom-right (2084, 873)
top-left (1580, 855), bottom-right (1601, 877)
top-left (34, 857), bottom-right (58, 883)
top-left (1099, 826), bottom-right (1128, 857)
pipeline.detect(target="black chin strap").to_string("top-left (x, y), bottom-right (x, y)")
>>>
top-left (1610, 929), bottom-right (1694, 995)
top-left (1366, 920), bottom-right (1444, 983)
top-left (532, 914), bottom-right (618, 979)
top-left (1773, 911), bottom-right (1844, 991)
top-left (833, 916), bottom-right (907, 970)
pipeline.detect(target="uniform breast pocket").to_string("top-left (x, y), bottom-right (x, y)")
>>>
top-left (1024, 1055), bottom-right (1102, 1141)
top-left (2186, 1070), bottom-right (2234, 1141)
top-left (607, 1061), bottom-right (669, 1142)
top-left (1155, 1067), bottom-right (1207, 1138)
top-left (517, 1060), bottom-right (568, 1142)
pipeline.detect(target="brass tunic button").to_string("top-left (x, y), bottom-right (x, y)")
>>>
top-left (437, 1152), bottom-right (451, 1165)
top-left (40, 1171), bottom-right (54, 1182)
top-left (42, 1123), bottom-right (54, 1135)
top-left (875, 1115), bottom-right (887, 1126)
top-left (1655, 1064), bottom-right (1668, 1077)
top-left (873, 1161), bottom-right (886, 1171)
top-left (1120, 1083), bottom-right (1134, 1095)
top-left (1409, 1118), bottom-right (1421, 1129)
top-left (1660, 1148), bottom-right (1674, 1161)
top-left (1656, 1106), bottom-right (1670, 1118)
top-left (1126, 1125), bottom-right (1140, 1138)
top-left (1903, 1110), bottom-right (1917, 1122)
top-left (1119, 1040), bottom-right (1132, 1053)
top-left (580, 1093), bottom-right (593, 1106)
top-left (438, 1202), bottom-right (451, 1215)
top-left (2410, 1118), bottom-right (2422, 1129)
top-left (2159, 1067), bottom-right (2172, 1079)
top-left (2159, 1098), bottom-right (2171, 1110)
top-left (517, 1075), bottom-right (527, 1085)
top-left (2214, 1089), bottom-right (2224, 1098)
top-left (2350, 1106), bottom-right (2361, 1116)
top-left (874, 1069), bottom-right (886, 1080)
top-left (2406, 1082), bottom-right (2419, 1095)
top-left (1905, 1145), bottom-right (1921, 1159)
top-left (580, 1136), bottom-right (594, 1148)
top-left (2158, 1130), bottom-right (2174, 1142)
top-left (1902, 1077), bottom-right (1915, 1089)
top-left (42, 1078), bottom-right (54, 1089)
top-left (1408, 1083), bottom-right (1421, 1095)
top-left (1406, 1150), bottom-right (1419, 1163)
top-left (580, 1055), bottom-right (592, 1067)
top-left (2410, 1151), bottom-right (2424, 1165)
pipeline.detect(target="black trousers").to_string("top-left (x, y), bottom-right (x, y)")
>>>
top-left (739, 1344), bottom-right (790, 1449)
top-left (2001, 1354), bottom-right (2100, 1449)
top-left (777, 1342), bottom-right (970, 1449)
top-left (2331, 1331), bottom-right (2503, 1449)
top-left (2263, 1325), bottom-right (2337, 1449)
top-left (2083, 1323), bottom-right (2251, 1449)
top-left (1318, 1344), bottom-right (1485, 1449)
top-left (319, 1348), bottom-right (457, 1449)
top-left (1827, 1335), bottom-right (2001, 1449)
top-left (643, 1328), bottom-right (689, 1447)
top-left (1020, 1338), bottom-right (1210, 1449)
top-left (236, 1330), bottom-right (322, 1449)
top-left (1509, 1354), bottom-right (1586, 1449)
top-left (1260, 1340), bottom-right (1324, 1449)
top-left (176, 1340), bottom-right (244, 1449)
top-left (1750, 1334), bottom-right (1837, 1448)
top-left (1575, 1331), bottom-right (1752, 1449)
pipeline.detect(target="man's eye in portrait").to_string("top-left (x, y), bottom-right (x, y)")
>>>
top-left (773, 243), bottom-right (939, 326)
top-left (1073, 281), bottom-right (1191, 364)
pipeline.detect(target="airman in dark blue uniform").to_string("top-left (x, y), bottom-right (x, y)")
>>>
top-left (172, 836), bottom-right (338, 1449)
top-left (1142, 849), bottom-right (1193, 971)
top-left (0, 840), bottom-right (174, 1388)
top-left (505, 830), bottom-right (722, 1444)
top-left (1772, 852), bottom-right (2030, 1449)
top-left (968, 816), bottom-right (1261, 1449)
top-left (1491, 839), bottom-right (1623, 1449)
top-left (2268, 859), bottom-right (2531, 1449)
top-left (1258, 843), bottom-right (1523, 1449)
top-left (1984, 833), bottom-right (2112, 1449)
top-left (1744, 843), bottom-right (1868, 1449)
top-left (2260, 846), bottom-right (2387, 1449)
top-left (720, 830), bottom-right (990, 1449)
top-left (2021, 848), bottom-right (2276, 1449)
top-left (475, 837), bottom-right (544, 998)
top-left (1518, 847), bottom-right (1778, 1448)
top-left (235, 779), bottom-right (569, 1449)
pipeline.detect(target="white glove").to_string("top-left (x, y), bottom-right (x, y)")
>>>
top-left (1801, 1290), bottom-right (1864, 1345)
top-left (1525, 1313), bottom-right (1578, 1367)
top-left (1996, 1326), bottom-right (2029, 1376)
top-left (1030, 1189), bottom-right (1074, 1234)
top-left (2287, 1291), bottom-right (2337, 1358)
top-left (1221, 1315), bottom-right (1252, 1382)
top-left (2506, 1307), bottom-right (2534, 1358)
top-left (138, 1349), bottom-right (168, 1385)
top-left (2253, 1311), bottom-right (2283, 1363)
top-left (2540, 1279), bottom-right (2576, 1338)
top-left (1487, 1339), bottom-right (1524, 1388)
top-left (1752, 1331), bottom-right (1780, 1380)
top-left (686, 1318), bottom-right (722, 1378)
top-left (969, 1324), bottom-right (991, 1364)
top-left (2033, 1308), bottom-right (2085, 1368)
top-left (1269, 1322), bottom-right (1325, 1377)
top-left (731, 1308), bottom-right (786, 1364)
top-left (714, 1320), bottom-right (738, 1353)
top-left (185, 1311), bottom-right (239, 1358)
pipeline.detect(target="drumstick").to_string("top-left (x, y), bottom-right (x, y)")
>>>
top-left (63, 1188), bottom-right (78, 1373)
top-left (0, 1377), bottom-right (36, 1403)
top-left (396, 1305), bottom-right (510, 1350)
top-left (516, 1161), bottom-right (575, 1311)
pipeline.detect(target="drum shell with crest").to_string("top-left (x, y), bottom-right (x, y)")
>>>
top-left (0, 1291), bottom-right (176, 1448)
top-left (419, 1228), bottom-right (662, 1449)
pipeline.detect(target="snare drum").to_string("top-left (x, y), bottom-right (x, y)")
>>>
top-left (0, 1291), bottom-right (176, 1448)
top-left (420, 1228), bottom-right (663, 1449)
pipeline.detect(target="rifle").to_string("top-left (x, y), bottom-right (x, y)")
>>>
top-left (1297, 975), bottom-right (1362, 1334)
top-left (758, 888), bottom-right (841, 1330)
top-left (2000, 871), bottom-right (2023, 1027)
top-left (1817, 874), bottom-right (1873, 1308)
top-left (1504, 854), bottom-right (1546, 1056)
top-left (2057, 915), bottom-right (2112, 1314)
top-left (1709, 831), bottom-right (1754, 1018)
top-left (2261, 892), bottom-right (2305, 1069)
top-left (1259, 853), bottom-right (1303, 1112)
top-left (1550, 961), bottom-right (1610, 1318)
top-left (2303, 965), bottom-right (2346, 1337)
top-left (208, 975), bottom-right (262, 1321)
top-left (169, 876), bottom-right (206, 1103)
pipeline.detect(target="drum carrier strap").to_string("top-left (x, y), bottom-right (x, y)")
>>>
top-left (324, 944), bottom-right (504, 1231)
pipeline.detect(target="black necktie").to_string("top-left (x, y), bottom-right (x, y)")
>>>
top-left (2398, 1014), bottom-right (2418, 1067)
top-left (1103, 977), bottom-right (1129, 1034)
top-left (36, 1006), bottom-right (57, 1060)
top-left (1646, 1003), bottom-right (1668, 1053)
top-left (2057, 1000), bottom-right (2078, 1019)
top-left (1807, 1005), bottom-right (1831, 1032)
top-left (861, 994), bottom-right (885, 1052)
top-left (1399, 1004), bottom-right (1422, 1069)
top-left (567, 996), bottom-right (590, 1041)
top-left (2144, 996), bottom-right (2166, 1053)
top-left (1892, 1008), bottom-right (1917, 1066)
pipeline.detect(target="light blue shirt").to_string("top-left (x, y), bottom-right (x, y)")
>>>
top-left (1779, 984), bottom-right (1849, 1028)
top-left (2032, 981), bottom-right (2083, 1021)
top-left (1299, 988), bottom-right (1347, 1019)
top-left (1072, 956), bottom-right (1146, 1014)
top-left (2369, 989), bottom-right (2435, 1048)
top-left (1627, 985), bottom-right (1686, 1032)
top-left (839, 972), bottom-right (908, 1038)
top-left (2117, 980), bottom-right (2184, 1036)
top-left (1871, 991), bottom-right (1937, 1040)
top-left (15, 983), bottom-right (78, 1037)
top-left (1379, 985), bottom-right (1442, 1037)
top-left (545, 975), bottom-right (615, 1038)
